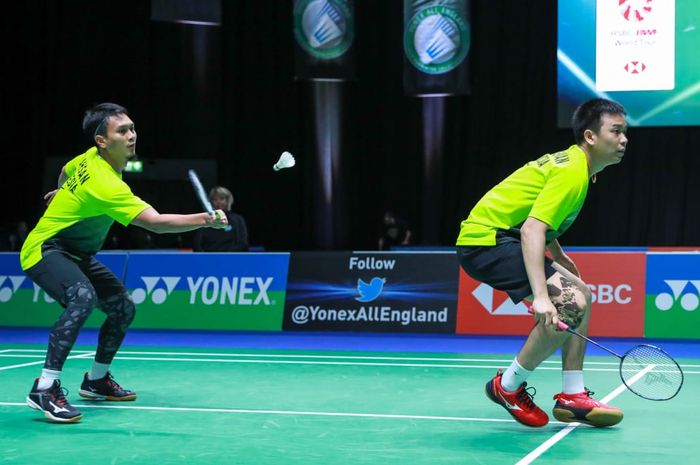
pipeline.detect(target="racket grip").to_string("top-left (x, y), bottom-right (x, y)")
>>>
top-left (526, 304), bottom-right (570, 331)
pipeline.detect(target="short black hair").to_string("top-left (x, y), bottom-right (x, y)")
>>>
top-left (571, 98), bottom-right (626, 144)
top-left (82, 102), bottom-right (129, 143)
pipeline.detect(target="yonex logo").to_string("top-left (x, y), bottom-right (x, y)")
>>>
top-left (131, 276), bottom-right (181, 305)
top-left (0, 275), bottom-right (26, 303)
top-left (472, 283), bottom-right (528, 315)
top-left (654, 280), bottom-right (700, 312)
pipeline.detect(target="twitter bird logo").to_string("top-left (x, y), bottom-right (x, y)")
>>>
top-left (356, 277), bottom-right (386, 302)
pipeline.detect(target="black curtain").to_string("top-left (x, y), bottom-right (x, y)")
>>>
top-left (2, 0), bottom-right (699, 250)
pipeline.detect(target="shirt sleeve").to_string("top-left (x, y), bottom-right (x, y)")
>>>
top-left (89, 177), bottom-right (151, 226)
top-left (529, 165), bottom-right (586, 231)
top-left (63, 154), bottom-right (83, 177)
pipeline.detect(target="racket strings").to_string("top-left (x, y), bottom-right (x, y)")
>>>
top-left (620, 345), bottom-right (683, 401)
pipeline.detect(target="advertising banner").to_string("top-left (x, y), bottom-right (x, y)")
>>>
top-left (456, 252), bottom-right (646, 337)
top-left (645, 253), bottom-right (700, 339)
top-left (284, 252), bottom-right (459, 332)
top-left (125, 252), bottom-right (289, 331)
top-left (0, 252), bottom-right (127, 328)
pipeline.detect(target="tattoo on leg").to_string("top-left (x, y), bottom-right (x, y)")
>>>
top-left (553, 276), bottom-right (584, 329)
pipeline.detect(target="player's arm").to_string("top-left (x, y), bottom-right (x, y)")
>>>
top-left (131, 207), bottom-right (228, 233)
top-left (43, 165), bottom-right (69, 206)
top-left (546, 239), bottom-right (580, 277)
top-left (521, 216), bottom-right (559, 328)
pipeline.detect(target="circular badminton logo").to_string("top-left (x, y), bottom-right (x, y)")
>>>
top-left (619, 0), bottom-right (653, 22)
top-left (404, 6), bottom-right (470, 75)
top-left (294, 0), bottom-right (354, 60)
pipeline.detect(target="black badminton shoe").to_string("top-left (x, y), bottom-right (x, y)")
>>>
top-left (79, 372), bottom-right (136, 401)
top-left (26, 378), bottom-right (83, 423)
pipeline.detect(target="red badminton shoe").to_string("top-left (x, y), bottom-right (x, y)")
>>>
top-left (552, 389), bottom-right (623, 427)
top-left (485, 370), bottom-right (549, 427)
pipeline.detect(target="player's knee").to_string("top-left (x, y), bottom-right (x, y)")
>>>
top-left (100, 292), bottom-right (136, 326)
top-left (65, 281), bottom-right (97, 310)
top-left (555, 288), bottom-right (588, 329)
top-left (581, 282), bottom-right (593, 308)
top-left (122, 293), bottom-right (136, 326)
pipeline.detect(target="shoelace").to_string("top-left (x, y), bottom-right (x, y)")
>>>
top-left (516, 386), bottom-right (538, 410)
top-left (105, 373), bottom-right (124, 392)
top-left (48, 383), bottom-right (70, 407)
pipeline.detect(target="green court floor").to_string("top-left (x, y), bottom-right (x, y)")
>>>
top-left (1, 344), bottom-right (698, 465)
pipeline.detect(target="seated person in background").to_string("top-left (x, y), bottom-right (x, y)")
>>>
top-left (378, 210), bottom-right (412, 250)
top-left (194, 186), bottom-right (249, 252)
top-left (9, 220), bottom-right (29, 251)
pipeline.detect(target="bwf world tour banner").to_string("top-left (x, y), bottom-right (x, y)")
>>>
top-left (283, 251), bottom-right (460, 332)
top-left (293, 0), bottom-right (356, 80)
top-left (403, 0), bottom-right (471, 95)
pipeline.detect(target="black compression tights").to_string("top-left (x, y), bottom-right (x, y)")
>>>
top-left (44, 282), bottom-right (135, 370)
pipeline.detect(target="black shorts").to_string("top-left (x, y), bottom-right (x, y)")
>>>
top-left (24, 247), bottom-right (126, 307)
top-left (457, 230), bottom-right (557, 303)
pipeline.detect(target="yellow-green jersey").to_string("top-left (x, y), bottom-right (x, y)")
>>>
top-left (20, 147), bottom-right (150, 270)
top-left (456, 145), bottom-right (590, 246)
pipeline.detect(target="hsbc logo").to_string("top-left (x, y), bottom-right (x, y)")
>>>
top-left (131, 276), bottom-right (181, 305)
top-left (0, 275), bottom-right (26, 303)
top-left (472, 283), bottom-right (528, 315)
top-left (472, 282), bottom-right (633, 314)
top-left (624, 61), bottom-right (646, 74)
top-left (587, 284), bottom-right (632, 304)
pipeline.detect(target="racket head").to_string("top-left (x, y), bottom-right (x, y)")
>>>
top-left (619, 344), bottom-right (684, 401)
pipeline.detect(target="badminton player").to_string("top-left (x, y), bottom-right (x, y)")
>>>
top-left (456, 98), bottom-right (628, 427)
top-left (21, 102), bottom-right (228, 423)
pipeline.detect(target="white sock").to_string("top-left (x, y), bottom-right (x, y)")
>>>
top-left (88, 362), bottom-right (110, 381)
top-left (562, 370), bottom-right (585, 394)
top-left (38, 369), bottom-right (60, 390)
top-left (501, 358), bottom-right (532, 392)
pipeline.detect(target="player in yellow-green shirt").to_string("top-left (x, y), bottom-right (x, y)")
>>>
top-left (457, 98), bottom-right (628, 428)
top-left (22, 103), bottom-right (228, 423)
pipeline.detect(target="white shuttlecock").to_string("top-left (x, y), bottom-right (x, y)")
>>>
top-left (273, 151), bottom-right (296, 171)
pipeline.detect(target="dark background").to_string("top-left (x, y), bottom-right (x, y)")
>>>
top-left (2, 1), bottom-right (699, 251)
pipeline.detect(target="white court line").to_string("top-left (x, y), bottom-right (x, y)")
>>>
top-left (0, 400), bottom-right (568, 425)
top-left (515, 364), bottom-right (657, 465)
top-left (0, 349), bottom-right (12, 354)
top-left (110, 356), bottom-right (622, 371)
top-left (3, 350), bottom-right (698, 372)
top-left (5, 349), bottom-right (572, 364)
top-left (0, 349), bottom-right (628, 366)
top-left (0, 352), bottom-right (95, 372)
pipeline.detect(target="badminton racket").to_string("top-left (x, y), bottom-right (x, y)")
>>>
top-left (527, 305), bottom-right (683, 400)
top-left (187, 169), bottom-right (220, 220)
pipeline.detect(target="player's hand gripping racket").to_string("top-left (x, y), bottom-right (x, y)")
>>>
top-left (527, 306), bottom-right (683, 400)
top-left (187, 169), bottom-right (221, 220)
